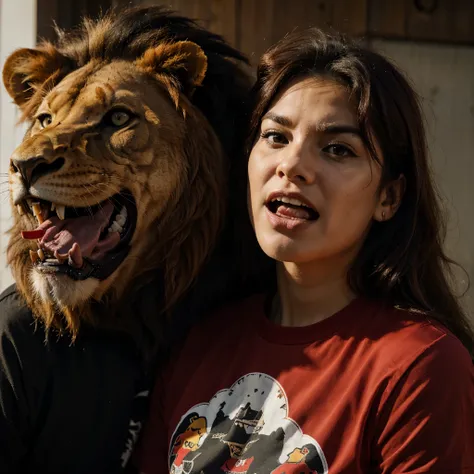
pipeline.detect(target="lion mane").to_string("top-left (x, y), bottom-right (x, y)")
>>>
top-left (2, 6), bottom-right (252, 344)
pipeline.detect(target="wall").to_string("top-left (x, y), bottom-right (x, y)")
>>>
top-left (138, 0), bottom-right (368, 64)
top-left (0, 0), bottom-right (36, 291)
top-left (372, 39), bottom-right (474, 315)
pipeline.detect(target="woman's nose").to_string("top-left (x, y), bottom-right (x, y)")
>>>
top-left (276, 145), bottom-right (316, 184)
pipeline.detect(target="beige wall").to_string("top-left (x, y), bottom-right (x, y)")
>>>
top-left (0, 0), bottom-right (36, 291)
top-left (372, 39), bottom-right (474, 318)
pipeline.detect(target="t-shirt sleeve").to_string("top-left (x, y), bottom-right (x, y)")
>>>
top-left (132, 370), bottom-right (170, 474)
top-left (375, 333), bottom-right (474, 473)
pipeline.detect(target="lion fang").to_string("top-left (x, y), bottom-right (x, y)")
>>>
top-left (56, 204), bottom-right (65, 220)
top-left (29, 250), bottom-right (39, 263)
top-left (32, 202), bottom-right (44, 224)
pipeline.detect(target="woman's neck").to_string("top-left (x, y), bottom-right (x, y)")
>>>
top-left (274, 260), bottom-right (356, 327)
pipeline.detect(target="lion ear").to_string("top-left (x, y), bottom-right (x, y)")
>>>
top-left (136, 41), bottom-right (208, 96)
top-left (2, 46), bottom-right (70, 109)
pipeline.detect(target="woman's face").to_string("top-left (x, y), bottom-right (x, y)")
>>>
top-left (248, 76), bottom-right (389, 267)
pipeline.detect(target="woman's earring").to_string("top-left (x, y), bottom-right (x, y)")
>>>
top-left (381, 210), bottom-right (386, 221)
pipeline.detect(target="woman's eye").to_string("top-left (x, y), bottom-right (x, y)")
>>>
top-left (324, 144), bottom-right (356, 158)
top-left (105, 109), bottom-right (133, 127)
top-left (38, 114), bottom-right (53, 129)
top-left (261, 131), bottom-right (288, 146)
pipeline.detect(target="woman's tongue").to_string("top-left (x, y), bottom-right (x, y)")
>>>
top-left (275, 203), bottom-right (312, 220)
top-left (37, 202), bottom-right (119, 262)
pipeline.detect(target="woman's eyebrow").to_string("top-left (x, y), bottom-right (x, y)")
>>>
top-left (261, 112), bottom-right (293, 127)
top-left (318, 123), bottom-right (362, 138)
top-left (262, 113), bottom-right (362, 138)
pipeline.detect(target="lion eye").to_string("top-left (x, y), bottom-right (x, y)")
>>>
top-left (110, 110), bottom-right (131, 127)
top-left (38, 114), bottom-right (53, 129)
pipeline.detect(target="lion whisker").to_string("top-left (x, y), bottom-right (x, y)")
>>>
top-left (0, 193), bottom-right (12, 204)
top-left (80, 185), bottom-right (100, 216)
top-left (87, 182), bottom-right (144, 208)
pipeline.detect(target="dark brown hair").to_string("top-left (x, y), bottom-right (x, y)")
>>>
top-left (248, 28), bottom-right (474, 356)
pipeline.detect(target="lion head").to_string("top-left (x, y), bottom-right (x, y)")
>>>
top-left (2, 6), bottom-right (251, 339)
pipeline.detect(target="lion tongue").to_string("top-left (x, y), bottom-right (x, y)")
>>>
top-left (37, 201), bottom-right (117, 262)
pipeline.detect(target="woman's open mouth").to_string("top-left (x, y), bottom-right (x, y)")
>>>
top-left (19, 190), bottom-right (137, 280)
top-left (264, 193), bottom-right (320, 232)
top-left (266, 196), bottom-right (319, 221)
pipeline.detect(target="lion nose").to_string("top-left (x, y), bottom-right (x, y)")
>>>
top-left (11, 157), bottom-right (65, 187)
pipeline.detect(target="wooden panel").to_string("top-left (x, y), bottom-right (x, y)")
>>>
top-left (238, 0), bottom-right (367, 65)
top-left (238, 0), bottom-right (276, 62)
top-left (139, 0), bottom-right (367, 64)
top-left (139, 0), bottom-right (238, 45)
top-left (37, 0), bottom-right (60, 41)
top-left (37, 0), bottom-right (113, 42)
top-left (369, 0), bottom-right (474, 44)
top-left (332, 0), bottom-right (368, 36)
top-left (407, 0), bottom-right (474, 43)
top-left (368, 0), bottom-right (407, 37)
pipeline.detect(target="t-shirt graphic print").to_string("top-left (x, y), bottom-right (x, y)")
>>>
top-left (168, 373), bottom-right (328, 474)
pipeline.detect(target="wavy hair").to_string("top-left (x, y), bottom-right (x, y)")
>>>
top-left (247, 28), bottom-right (473, 356)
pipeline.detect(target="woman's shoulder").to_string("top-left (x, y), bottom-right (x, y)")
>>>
top-left (361, 298), bottom-right (472, 378)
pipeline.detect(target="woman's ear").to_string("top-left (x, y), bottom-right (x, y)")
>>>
top-left (374, 174), bottom-right (406, 222)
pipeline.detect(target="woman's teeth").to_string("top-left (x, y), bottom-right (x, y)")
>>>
top-left (271, 196), bottom-right (311, 208)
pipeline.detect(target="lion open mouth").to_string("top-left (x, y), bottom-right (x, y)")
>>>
top-left (20, 191), bottom-right (137, 280)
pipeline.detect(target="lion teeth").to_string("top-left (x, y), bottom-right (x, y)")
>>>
top-left (37, 249), bottom-right (45, 261)
top-left (68, 243), bottom-right (83, 268)
top-left (51, 202), bottom-right (56, 211)
top-left (32, 202), bottom-right (44, 224)
top-left (109, 221), bottom-right (123, 233)
top-left (56, 205), bottom-right (65, 220)
top-left (115, 214), bottom-right (126, 227)
top-left (29, 250), bottom-right (39, 263)
top-left (17, 205), bottom-right (24, 216)
top-left (108, 206), bottom-right (127, 233)
top-left (54, 250), bottom-right (68, 264)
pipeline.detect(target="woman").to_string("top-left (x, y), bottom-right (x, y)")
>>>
top-left (134, 28), bottom-right (474, 473)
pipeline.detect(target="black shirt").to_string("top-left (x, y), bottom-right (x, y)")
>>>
top-left (0, 239), bottom-right (260, 473)
top-left (0, 285), bottom-right (145, 473)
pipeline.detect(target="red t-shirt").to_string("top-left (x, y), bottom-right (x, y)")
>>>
top-left (135, 295), bottom-right (474, 473)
